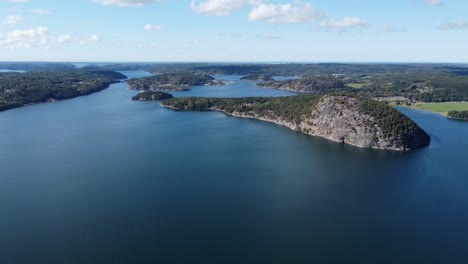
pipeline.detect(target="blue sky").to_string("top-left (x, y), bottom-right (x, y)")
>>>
top-left (0, 0), bottom-right (467, 62)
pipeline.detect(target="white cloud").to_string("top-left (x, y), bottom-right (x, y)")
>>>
top-left (144, 24), bottom-right (161, 31)
top-left (256, 34), bottom-right (281, 40)
top-left (0, 26), bottom-right (50, 49)
top-left (437, 20), bottom-right (468, 30)
top-left (80, 34), bottom-right (100, 45)
top-left (320, 16), bottom-right (369, 32)
top-left (3, 15), bottom-right (22, 26)
top-left (377, 26), bottom-right (406, 34)
top-left (31, 9), bottom-right (50, 15)
top-left (137, 42), bottom-right (157, 48)
top-left (57, 34), bottom-right (74, 43)
top-left (56, 34), bottom-right (101, 45)
top-left (191, 0), bottom-right (260, 16)
top-left (93, 0), bottom-right (163, 7)
top-left (248, 2), bottom-right (324, 24)
top-left (7, 0), bottom-right (28, 3)
top-left (88, 34), bottom-right (100, 42)
top-left (426, 0), bottom-right (443, 7)
top-left (55, 34), bottom-right (100, 45)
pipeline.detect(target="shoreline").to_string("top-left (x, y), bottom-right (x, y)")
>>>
top-left (0, 81), bottom-right (116, 113)
top-left (160, 103), bottom-right (408, 152)
top-left (398, 102), bottom-right (468, 120)
top-left (364, 98), bottom-right (468, 118)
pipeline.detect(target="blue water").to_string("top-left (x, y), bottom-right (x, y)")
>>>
top-left (0, 71), bottom-right (467, 264)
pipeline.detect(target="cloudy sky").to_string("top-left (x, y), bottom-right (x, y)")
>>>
top-left (0, 0), bottom-right (467, 62)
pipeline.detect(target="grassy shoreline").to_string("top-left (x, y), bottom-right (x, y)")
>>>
top-left (412, 102), bottom-right (468, 116)
top-left (381, 99), bottom-right (468, 117)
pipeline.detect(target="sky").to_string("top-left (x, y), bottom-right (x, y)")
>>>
top-left (0, 0), bottom-right (467, 62)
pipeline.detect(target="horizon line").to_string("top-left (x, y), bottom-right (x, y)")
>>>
top-left (1, 60), bottom-right (468, 65)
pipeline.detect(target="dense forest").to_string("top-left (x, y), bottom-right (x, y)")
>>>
top-left (240, 74), bottom-right (275, 81)
top-left (132, 91), bottom-right (173, 101)
top-left (86, 62), bottom-right (468, 76)
top-left (0, 70), bottom-right (126, 111)
top-left (0, 62), bottom-right (76, 71)
top-left (348, 72), bottom-right (468, 102)
top-left (247, 71), bottom-right (468, 102)
top-left (163, 95), bottom-right (322, 124)
top-left (115, 62), bottom-right (468, 103)
top-left (258, 76), bottom-right (347, 94)
top-left (359, 99), bottom-right (431, 147)
top-left (162, 95), bottom-right (430, 149)
top-left (127, 73), bottom-right (221, 91)
top-left (447, 110), bottom-right (468, 120)
top-left (2, 62), bottom-right (468, 105)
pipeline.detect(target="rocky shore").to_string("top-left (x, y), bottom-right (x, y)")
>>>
top-left (161, 95), bottom-right (431, 151)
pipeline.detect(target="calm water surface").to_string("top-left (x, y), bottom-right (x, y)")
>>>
top-left (1, 71), bottom-right (467, 264)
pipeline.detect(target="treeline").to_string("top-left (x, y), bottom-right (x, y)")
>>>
top-left (0, 70), bottom-right (126, 111)
top-left (84, 63), bottom-right (465, 76)
top-left (132, 91), bottom-right (173, 101)
top-left (84, 63), bottom-right (468, 103)
top-left (359, 98), bottom-right (430, 148)
top-left (163, 95), bottom-right (322, 124)
top-left (447, 110), bottom-right (468, 120)
top-left (127, 73), bottom-right (215, 90)
top-left (163, 95), bottom-right (431, 149)
top-left (350, 72), bottom-right (468, 102)
top-left (258, 76), bottom-right (347, 94)
top-left (192, 63), bottom-right (442, 76)
top-left (0, 62), bottom-right (76, 71)
top-left (240, 74), bottom-right (275, 81)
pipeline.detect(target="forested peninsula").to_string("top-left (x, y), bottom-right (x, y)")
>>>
top-left (0, 70), bottom-right (126, 111)
top-left (161, 95), bottom-right (431, 151)
top-left (240, 75), bottom-right (275, 82)
top-left (127, 73), bottom-right (225, 91)
top-left (92, 63), bottom-right (468, 104)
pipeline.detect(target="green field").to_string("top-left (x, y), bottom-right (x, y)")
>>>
top-left (414, 102), bottom-right (468, 114)
top-left (347, 83), bottom-right (365, 89)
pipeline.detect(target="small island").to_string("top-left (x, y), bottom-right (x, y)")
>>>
top-left (128, 73), bottom-right (225, 91)
top-left (132, 91), bottom-right (174, 101)
top-left (240, 75), bottom-right (275, 82)
top-left (448, 110), bottom-right (468, 121)
top-left (161, 95), bottom-right (431, 151)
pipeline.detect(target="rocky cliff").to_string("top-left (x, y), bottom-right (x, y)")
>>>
top-left (161, 95), bottom-right (430, 151)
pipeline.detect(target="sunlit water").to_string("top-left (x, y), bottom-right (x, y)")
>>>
top-left (0, 71), bottom-right (467, 264)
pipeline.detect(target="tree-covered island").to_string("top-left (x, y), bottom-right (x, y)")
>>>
top-left (127, 73), bottom-right (225, 91)
top-left (132, 91), bottom-right (174, 101)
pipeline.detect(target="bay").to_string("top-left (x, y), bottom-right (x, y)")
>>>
top-left (0, 71), bottom-right (467, 263)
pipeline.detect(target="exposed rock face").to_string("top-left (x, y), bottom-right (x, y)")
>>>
top-left (230, 96), bottom-right (429, 150)
top-left (301, 96), bottom-right (405, 150)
